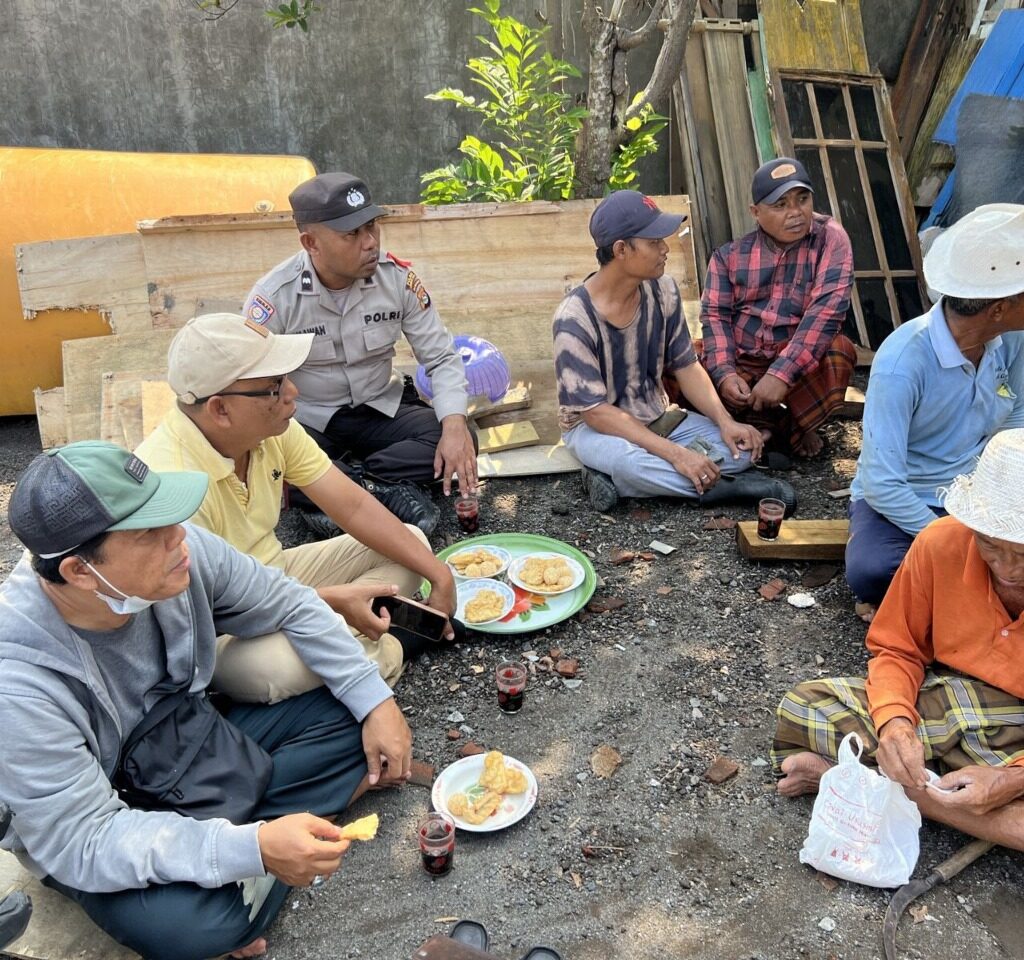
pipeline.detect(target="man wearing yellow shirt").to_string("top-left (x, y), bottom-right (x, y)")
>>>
top-left (137, 313), bottom-right (457, 701)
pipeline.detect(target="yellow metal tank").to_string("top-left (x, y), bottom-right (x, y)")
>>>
top-left (1, 148), bottom-right (315, 416)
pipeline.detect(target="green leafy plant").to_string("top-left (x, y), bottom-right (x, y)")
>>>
top-left (608, 102), bottom-right (669, 193)
top-left (265, 0), bottom-right (320, 31)
top-left (420, 0), bottom-right (586, 204)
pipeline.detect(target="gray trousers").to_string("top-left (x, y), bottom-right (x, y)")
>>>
top-left (44, 687), bottom-right (367, 960)
top-left (563, 411), bottom-right (752, 498)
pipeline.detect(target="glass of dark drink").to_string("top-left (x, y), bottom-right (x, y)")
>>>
top-left (454, 493), bottom-right (480, 534)
top-left (418, 811), bottom-right (455, 877)
top-left (757, 497), bottom-right (786, 541)
top-left (495, 659), bottom-right (527, 713)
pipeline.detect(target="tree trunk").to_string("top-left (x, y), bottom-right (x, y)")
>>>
top-left (576, 0), bottom-right (699, 198)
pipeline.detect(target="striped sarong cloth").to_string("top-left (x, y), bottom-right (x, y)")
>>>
top-left (771, 672), bottom-right (1024, 775)
top-left (733, 333), bottom-right (856, 450)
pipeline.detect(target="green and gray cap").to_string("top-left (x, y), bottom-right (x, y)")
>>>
top-left (9, 441), bottom-right (209, 558)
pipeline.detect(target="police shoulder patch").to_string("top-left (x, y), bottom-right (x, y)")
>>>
top-left (404, 270), bottom-right (431, 310)
top-left (247, 294), bottom-right (275, 326)
top-left (387, 251), bottom-right (413, 269)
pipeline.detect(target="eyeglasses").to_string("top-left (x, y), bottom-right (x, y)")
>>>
top-left (195, 378), bottom-right (286, 404)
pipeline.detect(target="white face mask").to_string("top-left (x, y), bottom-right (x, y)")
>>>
top-left (83, 561), bottom-right (156, 615)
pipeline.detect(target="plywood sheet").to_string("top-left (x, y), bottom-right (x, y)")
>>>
top-left (16, 234), bottom-right (152, 334)
top-left (736, 519), bottom-right (849, 560)
top-left (62, 332), bottom-right (174, 441)
top-left (140, 380), bottom-right (176, 439)
top-left (138, 197), bottom-right (698, 330)
top-left (0, 851), bottom-right (138, 960)
top-left (759, 0), bottom-right (870, 74)
top-left (476, 442), bottom-right (581, 478)
top-left (33, 386), bottom-right (67, 450)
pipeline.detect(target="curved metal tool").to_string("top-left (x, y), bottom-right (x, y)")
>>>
top-left (882, 838), bottom-right (994, 960)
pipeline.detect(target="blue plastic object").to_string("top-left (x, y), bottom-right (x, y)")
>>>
top-left (416, 335), bottom-right (511, 403)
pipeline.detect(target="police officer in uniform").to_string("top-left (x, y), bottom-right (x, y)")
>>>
top-left (243, 172), bottom-right (478, 535)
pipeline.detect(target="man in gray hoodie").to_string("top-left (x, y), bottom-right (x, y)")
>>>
top-left (0, 442), bottom-right (412, 960)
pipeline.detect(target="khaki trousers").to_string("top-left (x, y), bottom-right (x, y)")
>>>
top-left (213, 526), bottom-right (428, 703)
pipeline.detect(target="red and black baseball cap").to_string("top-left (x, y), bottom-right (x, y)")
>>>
top-left (589, 190), bottom-right (687, 248)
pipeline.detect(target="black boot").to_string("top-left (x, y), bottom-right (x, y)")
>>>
top-left (698, 471), bottom-right (798, 516)
top-left (362, 478), bottom-right (441, 536)
top-left (580, 466), bottom-right (619, 512)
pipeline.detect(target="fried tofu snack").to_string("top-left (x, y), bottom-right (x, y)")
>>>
top-left (338, 813), bottom-right (379, 841)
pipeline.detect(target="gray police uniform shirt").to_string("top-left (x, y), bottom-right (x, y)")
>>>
top-left (243, 250), bottom-right (469, 433)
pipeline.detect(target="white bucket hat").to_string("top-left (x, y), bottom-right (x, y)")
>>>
top-left (167, 313), bottom-right (313, 403)
top-left (924, 203), bottom-right (1024, 300)
top-left (942, 429), bottom-right (1024, 543)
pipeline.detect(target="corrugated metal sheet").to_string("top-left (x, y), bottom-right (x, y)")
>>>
top-left (934, 9), bottom-right (1024, 144)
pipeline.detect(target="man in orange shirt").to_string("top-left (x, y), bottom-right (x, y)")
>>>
top-left (772, 428), bottom-right (1024, 848)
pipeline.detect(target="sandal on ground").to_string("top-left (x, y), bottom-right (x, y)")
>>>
top-left (450, 920), bottom-right (489, 951)
top-left (520, 949), bottom-right (564, 960)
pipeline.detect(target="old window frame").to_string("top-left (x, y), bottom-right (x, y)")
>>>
top-left (770, 72), bottom-right (928, 350)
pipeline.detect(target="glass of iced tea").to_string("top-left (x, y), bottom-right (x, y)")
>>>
top-left (454, 493), bottom-right (480, 534)
top-left (495, 659), bottom-right (527, 713)
top-left (418, 811), bottom-right (455, 877)
top-left (757, 497), bottom-right (786, 541)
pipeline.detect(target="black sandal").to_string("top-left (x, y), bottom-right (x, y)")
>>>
top-left (450, 919), bottom-right (489, 951)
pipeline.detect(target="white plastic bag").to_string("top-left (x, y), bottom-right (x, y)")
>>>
top-left (799, 732), bottom-right (922, 888)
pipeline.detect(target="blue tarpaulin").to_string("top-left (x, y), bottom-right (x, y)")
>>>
top-left (934, 9), bottom-right (1024, 145)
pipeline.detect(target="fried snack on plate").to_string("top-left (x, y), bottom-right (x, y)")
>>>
top-left (464, 588), bottom-right (505, 623)
top-left (448, 794), bottom-right (469, 818)
top-left (503, 768), bottom-right (528, 794)
top-left (479, 749), bottom-right (509, 792)
top-left (463, 790), bottom-right (503, 825)
top-left (338, 812), bottom-right (379, 841)
top-left (450, 549), bottom-right (501, 577)
top-left (519, 556), bottom-right (574, 592)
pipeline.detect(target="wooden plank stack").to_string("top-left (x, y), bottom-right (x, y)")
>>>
top-left (19, 196), bottom-right (698, 476)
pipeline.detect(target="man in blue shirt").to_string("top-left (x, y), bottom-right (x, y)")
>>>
top-left (847, 204), bottom-right (1024, 621)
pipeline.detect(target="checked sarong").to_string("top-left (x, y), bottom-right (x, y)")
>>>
top-left (732, 333), bottom-right (856, 450)
top-left (771, 672), bottom-right (1024, 775)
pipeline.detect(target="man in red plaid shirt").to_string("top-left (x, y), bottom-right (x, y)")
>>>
top-left (700, 158), bottom-right (856, 457)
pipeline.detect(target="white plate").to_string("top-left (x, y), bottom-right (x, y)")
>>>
top-left (432, 754), bottom-right (538, 833)
top-left (446, 545), bottom-right (513, 581)
top-left (455, 578), bottom-right (516, 625)
top-left (507, 552), bottom-right (586, 596)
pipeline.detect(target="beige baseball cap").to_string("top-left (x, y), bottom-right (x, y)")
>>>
top-left (167, 313), bottom-right (314, 403)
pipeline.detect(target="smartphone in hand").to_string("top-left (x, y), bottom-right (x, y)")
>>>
top-left (370, 594), bottom-right (449, 643)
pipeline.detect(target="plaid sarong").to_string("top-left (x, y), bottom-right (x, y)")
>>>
top-left (733, 333), bottom-right (856, 450)
top-left (771, 672), bottom-right (1024, 775)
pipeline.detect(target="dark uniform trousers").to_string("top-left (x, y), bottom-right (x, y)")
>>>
top-left (43, 687), bottom-right (367, 960)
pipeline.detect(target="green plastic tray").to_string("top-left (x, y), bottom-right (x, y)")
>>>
top-left (433, 533), bottom-right (597, 635)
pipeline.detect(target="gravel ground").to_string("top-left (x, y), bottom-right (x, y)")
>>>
top-left (2, 407), bottom-right (1023, 960)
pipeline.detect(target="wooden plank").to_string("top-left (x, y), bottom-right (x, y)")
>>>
top-left (16, 234), bottom-right (152, 334)
top-left (62, 331), bottom-right (174, 442)
top-left (115, 380), bottom-right (144, 451)
top-left (0, 851), bottom-right (139, 960)
top-left (835, 384), bottom-right (865, 419)
top-left (99, 373), bottom-right (121, 445)
top-left (759, 0), bottom-right (870, 74)
top-left (476, 421), bottom-right (541, 454)
top-left (702, 26), bottom-right (759, 239)
top-left (736, 519), bottom-right (849, 560)
top-left (476, 443), bottom-right (581, 479)
top-left (467, 385), bottom-right (530, 421)
top-left (138, 196), bottom-right (698, 330)
top-left (33, 386), bottom-right (67, 450)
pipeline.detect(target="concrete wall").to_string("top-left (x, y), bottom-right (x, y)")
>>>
top-left (0, 0), bottom-right (669, 204)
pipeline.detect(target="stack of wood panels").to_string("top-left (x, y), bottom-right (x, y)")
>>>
top-left (19, 196), bottom-right (699, 478)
